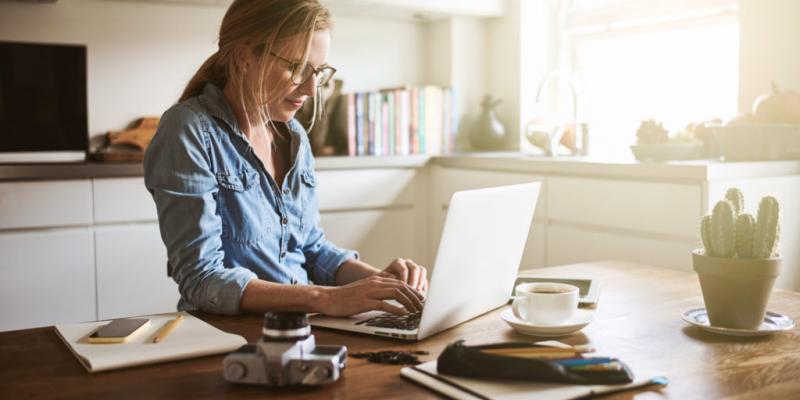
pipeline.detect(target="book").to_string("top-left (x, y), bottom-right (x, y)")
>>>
top-left (55, 312), bottom-right (246, 373)
top-left (340, 84), bottom-right (455, 156)
top-left (347, 93), bottom-right (356, 156)
top-left (401, 360), bottom-right (667, 400)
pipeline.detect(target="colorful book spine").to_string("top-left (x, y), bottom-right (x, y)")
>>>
top-left (410, 86), bottom-right (419, 154)
top-left (347, 93), bottom-right (356, 156)
top-left (367, 92), bottom-right (376, 156)
top-left (340, 84), bottom-right (456, 156)
top-left (355, 93), bottom-right (365, 156)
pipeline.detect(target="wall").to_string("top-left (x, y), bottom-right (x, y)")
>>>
top-left (738, 0), bottom-right (800, 112)
top-left (0, 0), bottom-right (427, 149)
top-left (486, 0), bottom-right (557, 151)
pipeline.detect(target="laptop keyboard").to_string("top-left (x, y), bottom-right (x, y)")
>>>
top-left (355, 312), bottom-right (421, 331)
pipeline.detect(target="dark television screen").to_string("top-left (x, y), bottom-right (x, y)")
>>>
top-left (0, 41), bottom-right (88, 153)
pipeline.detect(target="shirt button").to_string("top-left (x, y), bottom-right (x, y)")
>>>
top-left (281, 217), bottom-right (288, 225)
top-left (281, 252), bottom-right (287, 259)
top-left (283, 188), bottom-right (289, 195)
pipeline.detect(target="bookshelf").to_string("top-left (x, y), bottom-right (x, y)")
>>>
top-left (323, 0), bottom-right (510, 155)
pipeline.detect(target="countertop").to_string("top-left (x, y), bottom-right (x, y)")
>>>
top-left (2, 152), bottom-right (800, 182)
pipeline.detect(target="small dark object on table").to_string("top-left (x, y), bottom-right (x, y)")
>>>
top-left (350, 350), bottom-right (430, 365)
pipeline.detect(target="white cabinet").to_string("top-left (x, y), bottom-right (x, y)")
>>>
top-left (316, 167), bottom-right (427, 267)
top-left (92, 178), bottom-right (172, 320)
top-left (95, 224), bottom-right (178, 320)
top-left (430, 166), bottom-right (547, 271)
top-left (320, 208), bottom-right (420, 267)
top-left (316, 169), bottom-right (418, 211)
top-left (0, 180), bottom-right (92, 229)
top-left (0, 229), bottom-right (95, 331)
top-left (547, 225), bottom-right (696, 271)
top-left (93, 177), bottom-right (157, 223)
top-left (547, 177), bottom-right (701, 238)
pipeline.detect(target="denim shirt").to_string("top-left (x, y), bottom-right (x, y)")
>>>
top-left (144, 83), bottom-right (358, 315)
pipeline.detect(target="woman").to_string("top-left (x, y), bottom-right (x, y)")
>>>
top-left (144, 0), bottom-right (427, 317)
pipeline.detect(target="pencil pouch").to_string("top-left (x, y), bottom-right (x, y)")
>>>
top-left (436, 341), bottom-right (634, 385)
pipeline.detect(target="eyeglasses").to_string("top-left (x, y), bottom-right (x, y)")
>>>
top-left (269, 51), bottom-right (336, 87)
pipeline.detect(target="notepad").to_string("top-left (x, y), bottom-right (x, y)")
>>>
top-left (401, 360), bottom-right (667, 400)
top-left (55, 312), bottom-right (246, 373)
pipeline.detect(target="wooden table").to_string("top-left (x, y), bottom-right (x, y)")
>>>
top-left (1, 261), bottom-right (799, 399)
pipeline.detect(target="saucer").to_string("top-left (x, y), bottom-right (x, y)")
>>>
top-left (500, 308), bottom-right (593, 337)
top-left (681, 308), bottom-right (796, 337)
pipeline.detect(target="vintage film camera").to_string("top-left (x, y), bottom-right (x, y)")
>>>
top-left (223, 312), bottom-right (347, 386)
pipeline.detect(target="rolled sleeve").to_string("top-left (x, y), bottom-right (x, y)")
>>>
top-left (144, 104), bottom-right (255, 315)
top-left (303, 224), bottom-right (359, 286)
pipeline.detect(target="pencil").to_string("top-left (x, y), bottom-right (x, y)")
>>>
top-left (153, 314), bottom-right (184, 343)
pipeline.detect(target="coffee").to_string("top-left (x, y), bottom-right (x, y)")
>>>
top-left (511, 282), bottom-right (580, 325)
top-left (530, 286), bottom-right (573, 294)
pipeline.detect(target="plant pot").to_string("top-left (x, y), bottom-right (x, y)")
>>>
top-left (692, 249), bottom-right (781, 330)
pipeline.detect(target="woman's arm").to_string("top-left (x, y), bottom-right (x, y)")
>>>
top-left (145, 105), bottom-right (256, 315)
top-left (239, 275), bottom-right (424, 316)
top-left (335, 258), bottom-right (429, 292)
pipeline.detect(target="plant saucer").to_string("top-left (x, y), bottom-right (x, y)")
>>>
top-left (681, 308), bottom-right (796, 337)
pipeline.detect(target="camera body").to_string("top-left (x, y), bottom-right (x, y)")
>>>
top-left (223, 312), bottom-right (347, 386)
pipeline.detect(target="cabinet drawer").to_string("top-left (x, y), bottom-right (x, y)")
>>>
top-left (0, 180), bottom-right (92, 230)
top-left (547, 225), bottom-right (695, 271)
top-left (547, 177), bottom-right (700, 237)
top-left (95, 224), bottom-right (178, 320)
top-left (435, 168), bottom-right (546, 221)
top-left (320, 209), bottom-right (419, 266)
top-left (316, 169), bottom-right (417, 211)
top-left (520, 222), bottom-right (546, 270)
top-left (0, 229), bottom-right (95, 331)
top-left (93, 177), bottom-right (158, 223)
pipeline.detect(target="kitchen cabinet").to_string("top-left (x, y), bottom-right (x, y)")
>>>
top-left (0, 161), bottom-right (428, 331)
top-left (547, 177), bottom-right (700, 238)
top-left (95, 223), bottom-right (178, 320)
top-left (547, 225), bottom-right (696, 271)
top-left (429, 166), bottom-right (547, 271)
top-left (0, 229), bottom-right (95, 331)
top-left (0, 180), bottom-right (92, 230)
top-left (93, 177), bottom-right (157, 223)
top-left (320, 208), bottom-right (419, 267)
top-left (3, 155), bottom-right (800, 332)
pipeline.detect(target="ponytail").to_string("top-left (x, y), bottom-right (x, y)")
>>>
top-left (179, 51), bottom-right (226, 102)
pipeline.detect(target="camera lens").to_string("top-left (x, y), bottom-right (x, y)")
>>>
top-left (262, 312), bottom-right (310, 341)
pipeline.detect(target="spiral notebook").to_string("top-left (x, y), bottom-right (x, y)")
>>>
top-left (55, 312), bottom-right (246, 373)
top-left (401, 361), bottom-right (668, 400)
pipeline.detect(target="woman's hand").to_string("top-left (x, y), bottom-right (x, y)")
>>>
top-left (318, 274), bottom-right (425, 317)
top-left (379, 258), bottom-right (428, 292)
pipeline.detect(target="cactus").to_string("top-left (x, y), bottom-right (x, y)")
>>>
top-left (735, 213), bottom-right (755, 258)
top-left (700, 215), bottom-right (714, 256)
top-left (752, 196), bottom-right (780, 258)
top-left (698, 188), bottom-right (780, 260)
top-left (710, 200), bottom-right (736, 258)
top-left (725, 188), bottom-right (744, 215)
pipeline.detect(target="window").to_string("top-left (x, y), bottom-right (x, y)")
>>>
top-left (559, 0), bottom-right (739, 158)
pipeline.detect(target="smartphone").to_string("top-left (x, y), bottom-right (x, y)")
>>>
top-left (88, 318), bottom-right (150, 343)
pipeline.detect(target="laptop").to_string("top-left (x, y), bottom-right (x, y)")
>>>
top-left (310, 182), bottom-right (541, 340)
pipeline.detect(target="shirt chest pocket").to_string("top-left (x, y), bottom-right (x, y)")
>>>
top-left (298, 169), bottom-right (318, 231)
top-left (216, 169), bottom-right (268, 244)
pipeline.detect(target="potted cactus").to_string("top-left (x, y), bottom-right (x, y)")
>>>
top-left (693, 188), bottom-right (781, 330)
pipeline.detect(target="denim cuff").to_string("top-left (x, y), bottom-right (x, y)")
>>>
top-left (312, 246), bottom-right (360, 286)
top-left (199, 267), bottom-right (257, 315)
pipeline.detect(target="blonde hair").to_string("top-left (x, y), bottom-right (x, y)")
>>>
top-left (181, 0), bottom-right (331, 135)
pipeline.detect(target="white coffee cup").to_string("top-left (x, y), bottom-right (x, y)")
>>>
top-left (511, 282), bottom-right (579, 325)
